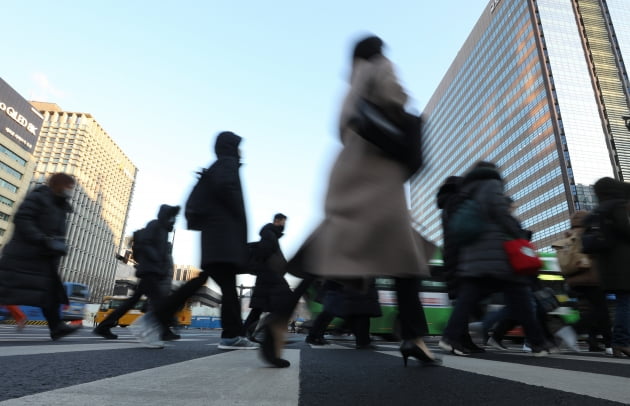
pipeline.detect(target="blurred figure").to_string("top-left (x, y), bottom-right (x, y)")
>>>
top-left (243, 213), bottom-right (292, 341)
top-left (591, 177), bottom-right (630, 357)
top-left (259, 35), bottom-right (439, 368)
top-left (438, 162), bottom-right (549, 356)
top-left (94, 205), bottom-right (180, 342)
top-left (305, 280), bottom-right (381, 349)
top-left (0, 173), bottom-right (79, 340)
top-left (436, 175), bottom-right (484, 353)
top-left (553, 210), bottom-right (612, 353)
top-left (132, 132), bottom-right (257, 350)
top-left (0, 305), bottom-right (27, 331)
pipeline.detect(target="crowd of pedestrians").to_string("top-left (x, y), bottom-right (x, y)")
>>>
top-left (0, 35), bottom-right (628, 371)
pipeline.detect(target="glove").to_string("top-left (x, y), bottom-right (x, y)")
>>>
top-left (45, 238), bottom-right (68, 256)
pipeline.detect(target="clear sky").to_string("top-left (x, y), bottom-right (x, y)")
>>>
top-left (2, 0), bottom-right (489, 284)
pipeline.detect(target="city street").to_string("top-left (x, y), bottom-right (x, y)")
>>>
top-left (0, 325), bottom-right (628, 405)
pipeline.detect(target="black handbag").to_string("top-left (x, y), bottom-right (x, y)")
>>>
top-left (354, 97), bottom-right (423, 175)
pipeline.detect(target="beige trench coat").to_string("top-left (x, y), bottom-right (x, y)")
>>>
top-left (302, 55), bottom-right (431, 279)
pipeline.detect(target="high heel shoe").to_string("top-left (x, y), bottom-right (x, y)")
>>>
top-left (400, 340), bottom-right (442, 367)
top-left (260, 322), bottom-right (290, 368)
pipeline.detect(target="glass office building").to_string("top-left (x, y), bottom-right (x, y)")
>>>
top-left (411, 0), bottom-right (630, 251)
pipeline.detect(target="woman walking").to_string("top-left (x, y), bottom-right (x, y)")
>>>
top-left (0, 173), bottom-right (79, 340)
top-left (259, 35), bottom-right (439, 368)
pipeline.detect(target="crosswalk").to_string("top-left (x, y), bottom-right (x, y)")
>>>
top-left (1, 325), bottom-right (628, 405)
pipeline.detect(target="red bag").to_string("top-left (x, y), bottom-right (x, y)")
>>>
top-left (503, 239), bottom-right (542, 276)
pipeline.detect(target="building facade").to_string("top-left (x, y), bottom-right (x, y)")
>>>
top-left (0, 79), bottom-right (42, 247)
top-left (411, 0), bottom-right (630, 251)
top-left (31, 102), bottom-right (137, 302)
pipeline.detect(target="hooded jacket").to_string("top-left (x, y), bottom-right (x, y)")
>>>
top-left (199, 132), bottom-right (248, 268)
top-left (456, 166), bottom-right (529, 282)
top-left (134, 204), bottom-right (179, 278)
top-left (592, 177), bottom-right (630, 292)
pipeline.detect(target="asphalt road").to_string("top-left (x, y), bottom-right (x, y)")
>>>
top-left (0, 325), bottom-right (628, 405)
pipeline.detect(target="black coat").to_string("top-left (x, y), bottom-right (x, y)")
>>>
top-left (592, 177), bottom-right (630, 292)
top-left (456, 167), bottom-right (529, 283)
top-left (436, 176), bottom-right (463, 298)
top-left (199, 132), bottom-right (248, 268)
top-left (134, 204), bottom-right (179, 278)
top-left (0, 185), bottom-right (72, 307)
top-left (249, 224), bottom-right (291, 312)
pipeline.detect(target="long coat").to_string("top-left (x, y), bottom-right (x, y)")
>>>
top-left (301, 55), bottom-right (430, 279)
top-left (249, 223), bottom-right (291, 312)
top-left (0, 185), bottom-right (71, 307)
top-left (199, 132), bottom-right (248, 269)
top-left (456, 167), bottom-right (530, 283)
top-left (592, 177), bottom-right (630, 292)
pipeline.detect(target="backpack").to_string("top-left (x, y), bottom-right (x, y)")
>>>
top-left (551, 230), bottom-right (592, 276)
top-left (131, 227), bottom-right (148, 259)
top-left (446, 190), bottom-right (485, 245)
top-left (184, 167), bottom-right (214, 230)
top-left (581, 210), bottom-right (609, 254)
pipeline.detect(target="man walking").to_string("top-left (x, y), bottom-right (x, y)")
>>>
top-left (94, 204), bottom-right (180, 341)
top-left (243, 213), bottom-right (291, 341)
top-left (132, 131), bottom-right (257, 349)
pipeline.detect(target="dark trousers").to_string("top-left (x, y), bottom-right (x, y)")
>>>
top-left (444, 278), bottom-right (546, 348)
top-left (156, 264), bottom-right (244, 339)
top-left (308, 310), bottom-right (335, 339)
top-left (395, 277), bottom-right (429, 339)
top-left (243, 307), bottom-right (264, 334)
top-left (41, 295), bottom-right (63, 331)
top-left (279, 276), bottom-right (428, 341)
top-left (572, 286), bottom-right (612, 347)
top-left (99, 275), bottom-right (166, 329)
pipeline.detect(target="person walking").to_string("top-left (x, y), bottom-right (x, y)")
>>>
top-left (553, 210), bottom-right (612, 353)
top-left (436, 175), bottom-right (485, 353)
top-left (94, 204), bottom-right (180, 341)
top-left (258, 35), bottom-right (439, 368)
top-left (0, 173), bottom-right (79, 340)
top-left (243, 213), bottom-right (291, 341)
top-left (591, 177), bottom-right (630, 358)
top-left (438, 161), bottom-right (549, 356)
top-left (131, 131), bottom-right (257, 350)
top-left (305, 280), bottom-right (381, 349)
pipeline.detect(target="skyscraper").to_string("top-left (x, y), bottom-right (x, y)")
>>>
top-left (411, 0), bottom-right (630, 251)
top-left (31, 102), bottom-right (137, 302)
top-left (0, 78), bottom-right (42, 247)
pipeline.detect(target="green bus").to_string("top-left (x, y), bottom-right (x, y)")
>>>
top-left (303, 251), bottom-right (579, 340)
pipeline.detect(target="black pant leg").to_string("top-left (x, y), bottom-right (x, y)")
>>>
top-left (155, 272), bottom-right (209, 327)
top-left (308, 310), bottom-right (335, 339)
top-left (395, 277), bottom-right (429, 340)
top-left (243, 308), bottom-right (263, 333)
top-left (502, 282), bottom-right (545, 347)
top-left (349, 315), bottom-right (371, 346)
top-left (99, 288), bottom-right (143, 329)
top-left (205, 265), bottom-right (243, 339)
top-left (443, 279), bottom-right (484, 342)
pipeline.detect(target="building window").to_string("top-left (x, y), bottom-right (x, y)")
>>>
top-left (0, 178), bottom-right (18, 194)
top-left (0, 196), bottom-right (14, 207)
top-left (0, 228), bottom-right (5, 236)
top-left (0, 161), bottom-right (23, 180)
top-left (0, 211), bottom-right (9, 221)
top-left (0, 145), bottom-right (26, 166)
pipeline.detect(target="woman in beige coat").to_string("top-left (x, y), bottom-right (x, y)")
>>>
top-left (259, 36), bottom-right (440, 368)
